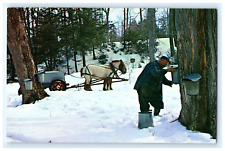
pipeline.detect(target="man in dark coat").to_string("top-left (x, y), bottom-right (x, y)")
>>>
top-left (134, 56), bottom-right (176, 116)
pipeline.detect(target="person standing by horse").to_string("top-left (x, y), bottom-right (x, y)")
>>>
top-left (134, 56), bottom-right (176, 116)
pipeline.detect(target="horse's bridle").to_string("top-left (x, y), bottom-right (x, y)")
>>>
top-left (110, 62), bottom-right (118, 75)
top-left (118, 61), bottom-right (126, 74)
top-left (110, 61), bottom-right (126, 77)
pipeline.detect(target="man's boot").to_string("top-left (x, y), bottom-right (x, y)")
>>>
top-left (154, 108), bottom-right (161, 116)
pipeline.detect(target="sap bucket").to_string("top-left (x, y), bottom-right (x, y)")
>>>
top-left (183, 73), bottom-right (202, 96)
top-left (24, 79), bottom-right (33, 90)
top-left (138, 111), bottom-right (154, 129)
top-left (171, 65), bottom-right (179, 84)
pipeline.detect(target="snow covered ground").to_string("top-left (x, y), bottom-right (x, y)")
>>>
top-left (4, 39), bottom-right (216, 144)
top-left (5, 69), bottom-right (215, 143)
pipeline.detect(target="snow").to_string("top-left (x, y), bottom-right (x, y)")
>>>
top-left (6, 70), bottom-right (215, 144)
top-left (5, 39), bottom-right (216, 144)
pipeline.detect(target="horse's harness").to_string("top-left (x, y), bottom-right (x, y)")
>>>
top-left (109, 62), bottom-right (120, 78)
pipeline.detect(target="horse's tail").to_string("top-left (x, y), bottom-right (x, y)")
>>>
top-left (80, 67), bottom-right (84, 77)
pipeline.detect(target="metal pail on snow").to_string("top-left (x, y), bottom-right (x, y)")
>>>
top-left (138, 111), bottom-right (154, 129)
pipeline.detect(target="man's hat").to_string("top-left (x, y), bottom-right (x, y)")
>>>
top-left (160, 56), bottom-right (171, 64)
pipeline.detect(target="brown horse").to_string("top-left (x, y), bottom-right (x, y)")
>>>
top-left (80, 60), bottom-right (127, 91)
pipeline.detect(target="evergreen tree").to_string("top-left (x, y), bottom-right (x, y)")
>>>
top-left (8, 7), bottom-right (113, 75)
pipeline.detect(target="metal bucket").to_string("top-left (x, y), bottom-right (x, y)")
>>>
top-left (170, 65), bottom-right (179, 84)
top-left (37, 72), bottom-right (45, 83)
top-left (183, 73), bottom-right (202, 96)
top-left (172, 70), bottom-right (179, 84)
top-left (183, 80), bottom-right (200, 95)
top-left (24, 79), bottom-right (33, 90)
top-left (138, 111), bottom-right (154, 129)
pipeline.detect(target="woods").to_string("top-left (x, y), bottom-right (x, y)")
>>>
top-left (7, 7), bottom-right (218, 140)
top-left (19, 8), bottom-right (110, 72)
top-left (7, 8), bottom-right (168, 80)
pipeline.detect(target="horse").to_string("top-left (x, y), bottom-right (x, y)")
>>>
top-left (80, 60), bottom-right (127, 91)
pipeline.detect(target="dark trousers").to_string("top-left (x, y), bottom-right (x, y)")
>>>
top-left (137, 90), bottom-right (150, 113)
top-left (137, 90), bottom-right (161, 115)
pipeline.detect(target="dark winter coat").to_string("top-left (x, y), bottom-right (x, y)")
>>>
top-left (134, 61), bottom-right (172, 109)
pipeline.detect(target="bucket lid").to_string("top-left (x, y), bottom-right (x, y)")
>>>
top-left (24, 79), bottom-right (32, 82)
top-left (183, 73), bottom-right (202, 82)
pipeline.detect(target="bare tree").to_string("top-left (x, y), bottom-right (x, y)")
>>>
top-left (174, 9), bottom-right (217, 138)
top-left (7, 8), bottom-right (49, 104)
top-left (123, 8), bottom-right (126, 50)
top-left (169, 9), bottom-right (175, 57)
top-left (139, 8), bottom-right (143, 22)
top-left (102, 8), bottom-right (110, 43)
top-left (147, 8), bottom-right (156, 61)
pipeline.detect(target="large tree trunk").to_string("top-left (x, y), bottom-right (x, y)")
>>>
top-left (147, 8), bottom-right (156, 61)
top-left (174, 9), bottom-right (217, 138)
top-left (7, 8), bottom-right (49, 104)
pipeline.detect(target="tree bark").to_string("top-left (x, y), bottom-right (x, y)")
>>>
top-left (74, 51), bottom-right (78, 72)
top-left (140, 8), bottom-right (143, 23)
top-left (147, 8), bottom-right (156, 61)
top-left (7, 8), bottom-right (49, 104)
top-left (81, 49), bottom-right (86, 67)
top-left (8, 47), bottom-right (16, 81)
top-left (169, 9), bottom-right (175, 57)
top-left (123, 8), bottom-right (126, 50)
top-left (103, 8), bottom-right (110, 25)
top-left (174, 9), bottom-right (217, 138)
top-left (103, 8), bottom-right (110, 43)
top-left (92, 46), bottom-right (96, 60)
top-left (126, 8), bottom-right (129, 29)
top-left (66, 47), bottom-right (70, 75)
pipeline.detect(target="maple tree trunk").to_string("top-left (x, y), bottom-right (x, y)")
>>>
top-left (7, 8), bottom-right (49, 104)
top-left (174, 9), bottom-right (217, 138)
top-left (147, 8), bottom-right (156, 61)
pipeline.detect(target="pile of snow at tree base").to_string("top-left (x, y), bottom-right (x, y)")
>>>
top-left (5, 38), bottom-right (216, 143)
